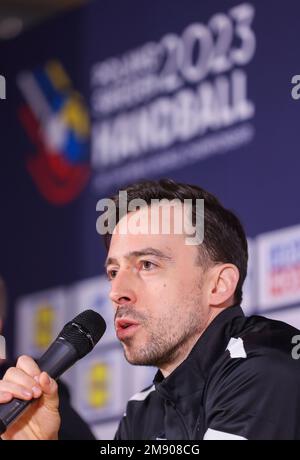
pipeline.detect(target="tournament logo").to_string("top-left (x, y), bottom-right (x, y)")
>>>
top-left (17, 60), bottom-right (90, 205)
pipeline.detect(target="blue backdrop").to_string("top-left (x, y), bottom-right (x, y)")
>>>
top-left (0, 0), bottom-right (299, 438)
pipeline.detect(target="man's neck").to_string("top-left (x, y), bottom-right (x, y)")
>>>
top-left (159, 334), bottom-right (202, 378)
top-left (159, 306), bottom-right (228, 378)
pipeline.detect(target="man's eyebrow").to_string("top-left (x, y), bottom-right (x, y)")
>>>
top-left (104, 247), bottom-right (173, 269)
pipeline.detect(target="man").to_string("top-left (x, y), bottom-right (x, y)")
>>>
top-left (0, 178), bottom-right (300, 440)
top-left (0, 276), bottom-right (95, 440)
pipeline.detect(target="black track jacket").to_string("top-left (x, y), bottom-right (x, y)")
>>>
top-left (115, 305), bottom-right (300, 440)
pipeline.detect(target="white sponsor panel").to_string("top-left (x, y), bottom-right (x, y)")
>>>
top-left (68, 275), bottom-right (117, 347)
top-left (0, 74), bottom-right (5, 100)
top-left (241, 238), bottom-right (256, 315)
top-left (72, 345), bottom-right (127, 423)
top-left (88, 363), bottom-right (156, 438)
top-left (15, 287), bottom-right (67, 357)
top-left (257, 224), bottom-right (300, 311)
top-left (0, 335), bottom-right (6, 360)
top-left (91, 420), bottom-right (120, 440)
top-left (263, 306), bottom-right (300, 330)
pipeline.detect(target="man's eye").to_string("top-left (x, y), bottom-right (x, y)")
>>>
top-left (107, 269), bottom-right (117, 280)
top-left (141, 260), bottom-right (156, 270)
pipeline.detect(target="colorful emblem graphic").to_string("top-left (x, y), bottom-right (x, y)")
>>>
top-left (17, 60), bottom-right (90, 205)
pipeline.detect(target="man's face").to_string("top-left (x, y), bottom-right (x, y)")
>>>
top-left (105, 205), bottom-right (211, 369)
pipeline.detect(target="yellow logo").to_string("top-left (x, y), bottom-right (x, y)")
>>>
top-left (88, 363), bottom-right (110, 408)
top-left (34, 305), bottom-right (55, 350)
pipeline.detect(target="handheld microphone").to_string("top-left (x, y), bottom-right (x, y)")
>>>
top-left (0, 309), bottom-right (106, 435)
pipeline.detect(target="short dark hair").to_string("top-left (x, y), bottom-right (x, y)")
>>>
top-left (103, 178), bottom-right (248, 304)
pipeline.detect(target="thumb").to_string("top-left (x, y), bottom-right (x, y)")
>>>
top-left (37, 372), bottom-right (59, 412)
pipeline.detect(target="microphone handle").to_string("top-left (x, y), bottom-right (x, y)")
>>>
top-left (0, 338), bottom-right (77, 435)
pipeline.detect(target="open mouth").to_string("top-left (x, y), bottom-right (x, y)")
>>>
top-left (120, 322), bottom-right (133, 329)
top-left (115, 318), bottom-right (140, 339)
top-left (116, 318), bottom-right (139, 328)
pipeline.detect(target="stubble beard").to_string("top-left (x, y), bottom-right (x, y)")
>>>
top-left (121, 292), bottom-right (205, 368)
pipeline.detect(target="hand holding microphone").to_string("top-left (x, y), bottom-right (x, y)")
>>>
top-left (0, 309), bottom-right (106, 440)
top-left (0, 357), bottom-right (60, 440)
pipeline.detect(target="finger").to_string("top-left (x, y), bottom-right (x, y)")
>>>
top-left (15, 355), bottom-right (41, 379)
top-left (0, 391), bottom-right (13, 403)
top-left (38, 372), bottom-right (59, 411)
top-left (39, 372), bottom-right (57, 396)
top-left (0, 381), bottom-right (37, 400)
top-left (3, 367), bottom-right (41, 396)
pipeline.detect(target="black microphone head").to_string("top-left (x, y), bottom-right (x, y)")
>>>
top-left (60, 309), bottom-right (106, 358)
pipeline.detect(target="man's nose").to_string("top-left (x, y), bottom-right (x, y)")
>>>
top-left (109, 268), bottom-right (137, 306)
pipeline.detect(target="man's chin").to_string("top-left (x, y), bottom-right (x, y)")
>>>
top-left (122, 344), bottom-right (156, 366)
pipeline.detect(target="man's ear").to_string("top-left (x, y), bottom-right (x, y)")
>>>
top-left (207, 264), bottom-right (240, 306)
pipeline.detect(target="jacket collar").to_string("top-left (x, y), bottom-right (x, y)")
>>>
top-left (153, 304), bottom-right (245, 403)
